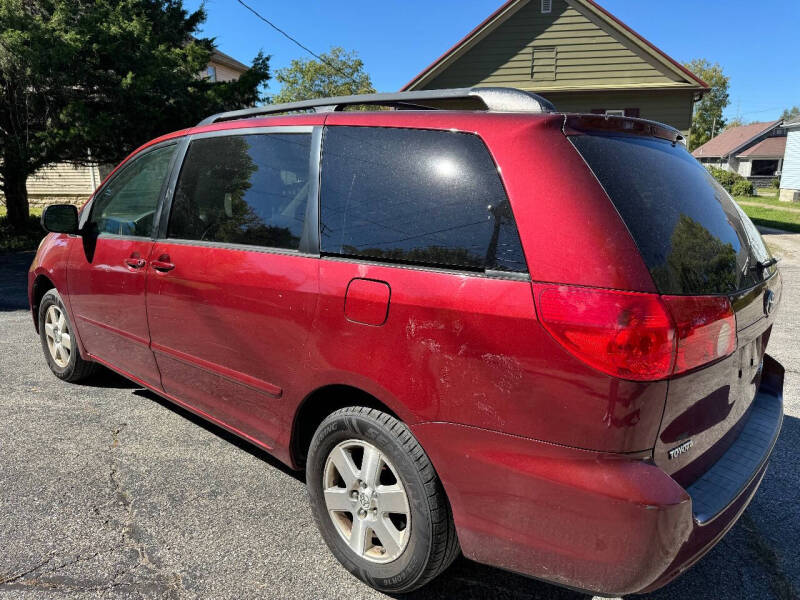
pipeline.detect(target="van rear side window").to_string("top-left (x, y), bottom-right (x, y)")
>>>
top-left (319, 126), bottom-right (527, 273)
top-left (570, 133), bottom-right (775, 294)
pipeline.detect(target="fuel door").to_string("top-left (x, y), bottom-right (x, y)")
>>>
top-left (344, 278), bottom-right (390, 326)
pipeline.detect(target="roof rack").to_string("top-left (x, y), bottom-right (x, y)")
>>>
top-left (197, 87), bottom-right (556, 126)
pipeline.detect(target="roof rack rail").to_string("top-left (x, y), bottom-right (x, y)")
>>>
top-left (197, 87), bottom-right (556, 126)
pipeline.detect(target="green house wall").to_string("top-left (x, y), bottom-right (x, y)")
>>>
top-left (416, 0), bottom-right (698, 135)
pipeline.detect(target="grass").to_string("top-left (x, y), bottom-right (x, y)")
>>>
top-left (736, 203), bottom-right (800, 233)
top-left (732, 189), bottom-right (800, 233)
top-left (737, 194), bottom-right (796, 210)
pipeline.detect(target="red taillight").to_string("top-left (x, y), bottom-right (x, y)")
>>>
top-left (662, 295), bottom-right (736, 375)
top-left (535, 284), bottom-right (737, 381)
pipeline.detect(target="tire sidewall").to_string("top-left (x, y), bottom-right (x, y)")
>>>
top-left (307, 411), bottom-right (434, 593)
top-left (38, 289), bottom-right (76, 379)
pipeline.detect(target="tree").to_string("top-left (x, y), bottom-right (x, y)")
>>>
top-left (781, 106), bottom-right (800, 122)
top-left (273, 47), bottom-right (375, 104)
top-left (683, 59), bottom-right (730, 150)
top-left (0, 0), bottom-right (271, 232)
top-left (724, 117), bottom-right (746, 130)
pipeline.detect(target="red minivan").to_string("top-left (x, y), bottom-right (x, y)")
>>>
top-left (29, 88), bottom-right (784, 595)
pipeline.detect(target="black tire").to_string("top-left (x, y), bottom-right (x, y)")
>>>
top-left (38, 288), bottom-right (97, 382)
top-left (307, 406), bottom-right (459, 594)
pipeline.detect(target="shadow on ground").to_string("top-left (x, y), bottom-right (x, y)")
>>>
top-left (0, 251), bottom-right (33, 311)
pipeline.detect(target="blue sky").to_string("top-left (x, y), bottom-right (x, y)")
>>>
top-left (186, 0), bottom-right (800, 122)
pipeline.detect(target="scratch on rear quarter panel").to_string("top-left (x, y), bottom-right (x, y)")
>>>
top-left (406, 317), bottom-right (417, 339)
top-left (420, 338), bottom-right (441, 353)
top-left (482, 353), bottom-right (523, 393)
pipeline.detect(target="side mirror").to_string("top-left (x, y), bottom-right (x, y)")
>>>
top-left (41, 204), bottom-right (79, 234)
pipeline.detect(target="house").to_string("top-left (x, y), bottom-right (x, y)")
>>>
top-left (21, 49), bottom-right (249, 209)
top-left (401, 0), bottom-right (708, 136)
top-left (779, 117), bottom-right (800, 202)
top-left (204, 49), bottom-right (250, 83)
top-left (692, 120), bottom-right (787, 188)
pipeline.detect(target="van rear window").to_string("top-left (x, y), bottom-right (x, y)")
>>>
top-left (570, 133), bottom-right (775, 295)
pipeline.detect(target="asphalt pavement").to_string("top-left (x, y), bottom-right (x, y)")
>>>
top-left (1, 234), bottom-right (798, 600)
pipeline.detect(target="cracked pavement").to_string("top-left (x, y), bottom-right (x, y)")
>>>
top-left (1, 232), bottom-right (799, 600)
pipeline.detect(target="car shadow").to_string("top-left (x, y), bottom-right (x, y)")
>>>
top-left (402, 558), bottom-right (591, 600)
top-left (132, 388), bottom-right (304, 483)
top-left (0, 251), bottom-right (34, 311)
top-left (75, 366), bottom-right (141, 389)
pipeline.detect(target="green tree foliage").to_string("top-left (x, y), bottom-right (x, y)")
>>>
top-left (0, 0), bottom-right (271, 231)
top-left (684, 59), bottom-right (730, 151)
top-left (651, 214), bottom-right (737, 294)
top-left (781, 106), bottom-right (800, 122)
top-left (273, 47), bottom-right (375, 104)
top-left (724, 117), bottom-right (746, 130)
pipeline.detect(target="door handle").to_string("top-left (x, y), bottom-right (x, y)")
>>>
top-left (151, 255), bottom-right (175, 272)
top-left (124, 257), bottom-right (146, 270)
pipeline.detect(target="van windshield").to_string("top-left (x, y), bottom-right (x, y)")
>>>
top-left (570, 133), bottom-right (775, 295)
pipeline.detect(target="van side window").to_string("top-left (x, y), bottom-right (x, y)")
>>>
top-left (319, 126), bottom-right (527, 273)
top-left (90, 144), bottom-right (176, 237)
top-left (168, 133), bottom-right (312, 250)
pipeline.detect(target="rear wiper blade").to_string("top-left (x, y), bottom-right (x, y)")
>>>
top-left (750, 257), bottom-right (779, 271)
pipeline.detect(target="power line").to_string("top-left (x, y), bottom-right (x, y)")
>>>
top-left (736, 105), bottom-right (785, 117)
top-left (234, 0), bottom-right (356, 83)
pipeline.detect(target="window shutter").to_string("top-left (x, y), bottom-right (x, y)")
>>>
top-left (624, 108), bottom-right (640, 118)
top-left (590, 109), bottom-right (605, 114)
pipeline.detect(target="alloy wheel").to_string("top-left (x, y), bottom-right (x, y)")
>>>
top-left (44, 305), bottom-right (71, 368)
top-left (322, 439), bottom-right (411, 563)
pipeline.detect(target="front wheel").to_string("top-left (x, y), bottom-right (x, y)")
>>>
top-left (306, 406), bottom-right (459, 593)
top-left (38, 288), bottom-right (97, 382)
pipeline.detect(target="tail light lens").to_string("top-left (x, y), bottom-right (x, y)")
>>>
top-left (662, 295), bottom-right (736, 374)
top-left (535, 284), bottom-right (737, 381)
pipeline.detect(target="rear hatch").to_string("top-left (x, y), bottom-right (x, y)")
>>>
top-left (566, 116), bottom-right (782, 485)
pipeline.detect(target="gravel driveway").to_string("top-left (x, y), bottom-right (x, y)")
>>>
top-left (1, 233), bottom-right (798, 600)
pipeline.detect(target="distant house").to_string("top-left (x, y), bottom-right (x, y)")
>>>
top-left (204, 48), bottom-right (250, 83)
top-left (21, 49), bottom-right (249, 208)
top-left (779, 117), bottom-right (800, 202)
top-left (692, 120), bottom-right (787, 188)
top-left (401, 0), bottom-right (708, 136)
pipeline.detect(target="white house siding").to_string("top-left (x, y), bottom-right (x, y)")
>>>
top-left (780, 129), bottom-right (800, 191)
top-left (737, 159), bottom-right (751, 177)
top-left (25, 162), bottom-right (101, 207)
top-left (208, 60), bottom-right (243, 82)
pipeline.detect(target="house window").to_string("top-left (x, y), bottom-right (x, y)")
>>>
top-left (531, 47), bottom-right (556, 81)
top-left (541, 0), bottom-right (552, 13)
top-left (206, 65), bottom-right (217, 82)
top-left (751, 160), bottom-right (779, 176)
top-left (604, 109), bottom-right (625, 116)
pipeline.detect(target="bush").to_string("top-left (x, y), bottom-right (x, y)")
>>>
top-left (707, 166), bottom-right (751, 194)
top-left (731, 179), bottom-right (754, 196)
top-left (0, 214), bottom-right (45, 253)
top-left (770, 177), bottom-right (780, 188)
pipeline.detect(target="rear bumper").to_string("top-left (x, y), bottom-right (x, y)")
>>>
top-left (412, 355), bottom-right (784, 596)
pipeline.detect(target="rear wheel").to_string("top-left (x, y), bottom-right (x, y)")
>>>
top-left (307, 406), bottom-right (459, 593)
top-left (38, 289), bottom-right (97, 382)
